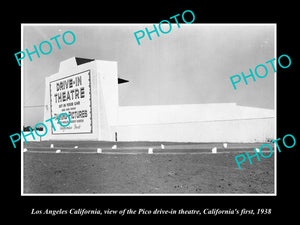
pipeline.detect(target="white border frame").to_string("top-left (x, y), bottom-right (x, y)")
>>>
top-left (21, 23), bottom-right (277, 196)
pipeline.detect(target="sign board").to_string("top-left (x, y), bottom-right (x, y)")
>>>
top-left (49, 70), bottom-right (92, 134)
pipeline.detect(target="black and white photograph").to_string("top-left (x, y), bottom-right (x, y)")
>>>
top-left (21, 23), bottom-right (276, 195)
top-left (4, 4), bottom-right (298, 221)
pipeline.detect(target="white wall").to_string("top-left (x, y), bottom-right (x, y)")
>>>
top-left (114, 117), bottom-right (274, 143)
top-left (114, 103), bottom-right (275, 142)
top-left (22, 131), bottom-right (41, 142)
top-left (42, 58), bottom-right (274, 143)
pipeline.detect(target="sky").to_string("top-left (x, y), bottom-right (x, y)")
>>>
top-left (22, 24), bottom-right (275, 126)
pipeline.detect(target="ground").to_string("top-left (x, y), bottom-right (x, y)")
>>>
top-left (23, 141), bottom-right (275, 194)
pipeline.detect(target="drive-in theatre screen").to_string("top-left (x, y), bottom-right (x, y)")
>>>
top-left (49, 70), bottom-right (92, 134)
